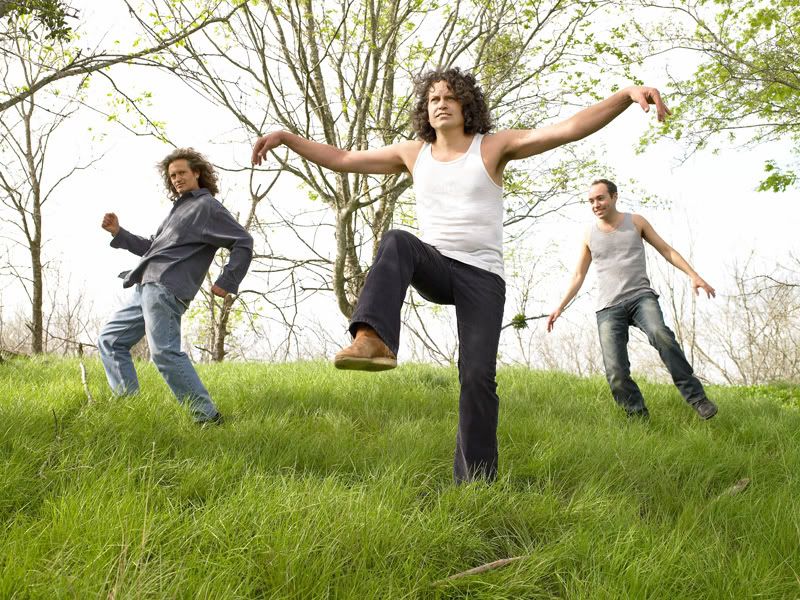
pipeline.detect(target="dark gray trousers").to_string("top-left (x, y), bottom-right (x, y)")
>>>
top-left (350, 230), bottom-right (506, 483)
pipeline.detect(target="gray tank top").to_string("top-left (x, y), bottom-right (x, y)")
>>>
top-left (589, 212), bottom-right (655, 310)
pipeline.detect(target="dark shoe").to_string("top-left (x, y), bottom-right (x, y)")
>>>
top-left (334, 334), bottom-right (397, 371)
top-left (627, 409), bottom-right (650, 420)
top-left (197, 412), bottom-right (225, 427)
top-left (692, 398), bottom-right (717, 420)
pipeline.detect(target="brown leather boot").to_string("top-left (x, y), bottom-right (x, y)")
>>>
top-left (334, 330), bottom-right (397, 371)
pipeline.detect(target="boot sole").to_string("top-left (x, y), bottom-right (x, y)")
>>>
top-left (333, 356), bottom-right (397, 371)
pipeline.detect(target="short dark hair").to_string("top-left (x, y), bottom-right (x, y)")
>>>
top-left (158, 147), bottom-right (219, 199)
top-left (410, 67), bottom-right (493, 143)
top-left (591, 178), bottom-right (617, 197)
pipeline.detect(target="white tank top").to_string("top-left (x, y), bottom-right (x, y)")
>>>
top-left (412, 133), bottom-right (505, 279)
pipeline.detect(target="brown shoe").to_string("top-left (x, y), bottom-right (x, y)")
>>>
top-left (334, 334), bottom-right (397, 371)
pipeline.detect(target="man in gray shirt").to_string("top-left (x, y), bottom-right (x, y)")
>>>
top-left (547, 179), bottom-right (717, 420)
top-left (97, 148), bottom-right (253, 424)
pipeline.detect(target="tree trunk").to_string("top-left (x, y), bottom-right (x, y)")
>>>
top-left (24, 105), bottom-right (44, 354)
top-left (212, 294), bottom-right (235, 362)
top-left (333, 208), bottom-right (357, 318)
top-left (30, 241), bottom-right (43, 353)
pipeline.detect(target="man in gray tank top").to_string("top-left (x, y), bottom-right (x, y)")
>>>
top-left (547, 179), bottom-right (718, 420)
top-left (252, 71), bottom-right (671, 483)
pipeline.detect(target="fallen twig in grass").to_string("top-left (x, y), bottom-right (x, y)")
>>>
top-left (724, 478), bottom-right (751, 497)
top-left (79, 360), bottom-right (94, 405)
top-left (709, 477), bottom-right (751, 504)
top-left (37, 409), bottom-right (62, 478)
top-left (432, 556), bottom-right (526, 586)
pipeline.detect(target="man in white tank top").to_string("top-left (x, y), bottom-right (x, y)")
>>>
top-left (251, 70), bottom-right (670, 483)
top-left (547, 179), bottom-right (718, 420)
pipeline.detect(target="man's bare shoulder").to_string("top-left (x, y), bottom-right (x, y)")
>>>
top-left (392, 139), bottom-right (423, 149)
top-left (630, 212), bottom-right (647, 228)
top-left (481, 129), bottom-right (515, 146)
top-left (583, 223), bottom-right (594, 247)
top-left (476, 130), bottom-right (518, 163)
top-left (395, 139), bottom-right (424, 157)
top-left (397, 138), bottom-right (424, 148)
top-left (395, 139), bottom-right (424, 171)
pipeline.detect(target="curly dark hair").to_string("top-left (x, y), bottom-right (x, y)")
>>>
top-left (410, 67), bottom-right (493, 143)
top-left (157, 147), bottom-right (219, 199)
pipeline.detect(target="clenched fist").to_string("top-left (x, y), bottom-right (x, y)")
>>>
top-left (101, 212), bottom-right (120, 237)
top-left (211, 284), bottom-right (229, 298)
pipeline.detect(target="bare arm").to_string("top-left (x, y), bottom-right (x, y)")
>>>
top-left (488, 86), bottom-right (670, 167)
top-left (635, 214), bottom-right (716, 298)
top-left (547, 239), bottom-right (593, 332)
top-left (251, 130), bottom-right (420, 174)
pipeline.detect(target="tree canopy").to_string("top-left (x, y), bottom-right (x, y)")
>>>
top-left (635, 0), bottom-right (800, 191)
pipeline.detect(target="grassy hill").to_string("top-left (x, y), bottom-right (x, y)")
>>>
top-left (1, 356), bottom-right (799, 598)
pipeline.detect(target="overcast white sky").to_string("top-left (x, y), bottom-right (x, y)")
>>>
top-left (2, 1), bottom-right (798, 364)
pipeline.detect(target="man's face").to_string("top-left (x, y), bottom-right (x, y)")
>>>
top-left (427, 80), bottom-right (464, 133)
top-left (588, 183), bottom-right (617, 218)
top-left (168, 159), bottom-right (200, 195)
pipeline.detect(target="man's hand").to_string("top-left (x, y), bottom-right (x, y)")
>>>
top-left (546, 308), bottom-right (562, 333)
top-left (101, 212), bottom-right (120, 237)
top-left (211, 284), bottom-right (229, 298)
top-left (691, 275), bottom-right (715, 299)
top-left (251, 131), bottom-right (284, 166)
top-left (628, 86), bottom-right (671, 122)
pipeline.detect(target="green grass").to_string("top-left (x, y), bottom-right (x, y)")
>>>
top-left (1, 356), bottom-right (799, 598)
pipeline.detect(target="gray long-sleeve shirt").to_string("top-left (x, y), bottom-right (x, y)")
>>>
top-left (110, 188), bottom-right (254, 300)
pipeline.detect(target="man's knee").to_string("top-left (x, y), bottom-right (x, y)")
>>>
top-left (379, 229), bottom-right (415, 250)
top-left (97, 330), bottom-right (116, 357)
top-left (149, 346), bottom-right (181, 367)
top-left (460, 363), bottom-right (497, 391)
top-left (649, 325), bottom-right (676, 348)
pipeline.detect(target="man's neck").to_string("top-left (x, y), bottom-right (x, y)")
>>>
top-left (597, 209), bottom-right (623, 226)
top-left (431, 127), bottom-right (472, 151)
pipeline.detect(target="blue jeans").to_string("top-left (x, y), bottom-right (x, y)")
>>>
top-left (97, 282), bottom-right (219, 422)
top-left (596, 292), bottom-right (706, 414)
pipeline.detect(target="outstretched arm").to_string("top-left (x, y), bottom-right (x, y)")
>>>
top-left (492, 86), bottom-right (670, 164)
top-left (547, 240), bottom-right (593, 332)
top-left (635, 215), bottom-right (715, 298)
top-left (251, 131), bottom-right (420, 175)
top-left (103, 212), bottom-right (152, 256)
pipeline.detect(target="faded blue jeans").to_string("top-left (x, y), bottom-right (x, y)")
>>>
top-left (97, 282), bottom-right (219, 422)
top-left (596, 292), bottom-right (706, 414)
